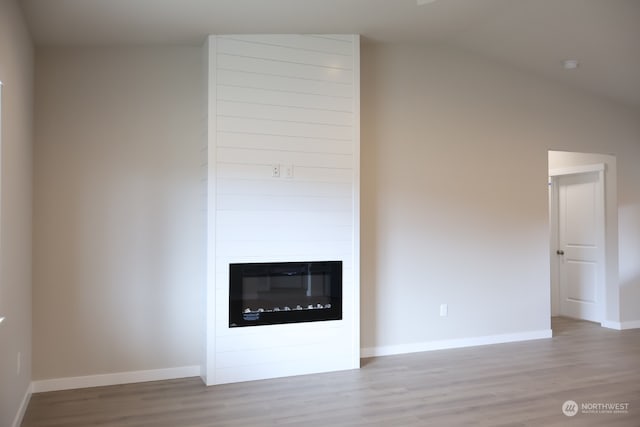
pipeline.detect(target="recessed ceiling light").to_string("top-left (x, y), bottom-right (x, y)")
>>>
top-left (417, 0), bottom-right (438, 5)
top-left (563, 59), bottom-right (579, 70)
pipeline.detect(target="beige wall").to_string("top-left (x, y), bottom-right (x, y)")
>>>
top-left (30, 39), bottom-right (640, 383)
top-left (33, 47), bottom-right (204, 379)
top-left (0, 0), bottom-right (34, 424)
top-left (360, 42), bottom-right (640, 351)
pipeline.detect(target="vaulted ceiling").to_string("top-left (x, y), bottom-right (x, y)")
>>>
top-left (20, 0), bottom-right (640, 110)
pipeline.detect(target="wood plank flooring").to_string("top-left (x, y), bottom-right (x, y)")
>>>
top-left (22, 318), bottom-right (640, 426)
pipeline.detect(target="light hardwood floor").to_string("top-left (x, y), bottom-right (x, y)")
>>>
top-left (23, 318), bottom-right (640, 426)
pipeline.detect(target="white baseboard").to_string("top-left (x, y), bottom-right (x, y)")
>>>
top-left (12, 383), bottom-right (32, 427)
top-left (602, 320), bottom-right (622, 330)
top-left (602, 320), bottom-right (640, 330)
top-left (31, 365), bottom-right (201, 394)
top-left (360, 329), bottom-right (552, 358)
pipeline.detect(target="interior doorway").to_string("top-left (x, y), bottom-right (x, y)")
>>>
top-left (548, 150), bottom-right (617, 326)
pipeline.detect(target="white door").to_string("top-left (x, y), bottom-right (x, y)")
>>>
top-left (555, 172), bottom-right (603, 322)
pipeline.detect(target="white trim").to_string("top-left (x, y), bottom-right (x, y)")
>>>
top-left (549, 175), bottom-right (560, 316)
top-left (0, 82), bottom-right (3, 290)
top-left (351, 33), bottom-right (361, 368)
top-left (601, 320), bottom-right (622, 330)
top-left (31, 365), bottom-right (201, 394)
top-left (11, 383), bottom-right (32, 427)
top-left (360, 330), bottom-right (552, 358)
top-left (602, 320), bottom-right (640, 330)
top-left (596, 169), bottom-right (606, 322)
top-left (549, 163), bottom-right (605, 177)
top-left (204, 35), bottom-right (217, 386)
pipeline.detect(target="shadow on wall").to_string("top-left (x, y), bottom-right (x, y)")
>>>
top-left (359, 42), bottom-right (382, 350)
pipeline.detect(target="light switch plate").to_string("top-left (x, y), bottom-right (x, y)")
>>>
top-left (440, 304), bottom-right (448, 317)
top-left (284, 165), bottom-right (294, 179)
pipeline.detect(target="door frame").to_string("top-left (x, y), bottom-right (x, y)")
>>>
top-left (549, 163), bottom-right (606, 323)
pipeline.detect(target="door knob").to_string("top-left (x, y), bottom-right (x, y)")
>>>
top-left (556, 250), bottom-right (565, 255)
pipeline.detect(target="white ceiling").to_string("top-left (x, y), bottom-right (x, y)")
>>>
top-left (20, 0), bottom-right (640, 110)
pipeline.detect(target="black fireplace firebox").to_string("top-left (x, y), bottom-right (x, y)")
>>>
top-left (229, 261), bottom-right (342, 327)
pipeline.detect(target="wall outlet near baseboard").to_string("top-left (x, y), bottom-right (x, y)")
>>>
top-left (440, 304), bottom-right (448, 317)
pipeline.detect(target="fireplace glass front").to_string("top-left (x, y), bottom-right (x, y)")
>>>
top-left (229, 261), bottom-right (342, 327)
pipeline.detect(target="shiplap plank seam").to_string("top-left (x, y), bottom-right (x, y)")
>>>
top-left (216, 161), bottom-right (353, 169)
top-left (217, 38), bottom-right (353, 69)
top-left (307, 35), bottom-right (354, 42)
top-left (216, 99), bottom-right (353, 114)
top-left (216, 148), bottom-right (353, 156)
top-left (218, 87), bottom-right (352, 112)
top-left (217, 52), bottom-right (352, 71)
top-left (217, 54), bottom-right (353, 84)
top-left (217, 114), bottom-right (352, 128)
top-left (221, 34), bottom-right (353, 54)
top-left (216, 130), bottom-right (352, 142)
top-left (217, 85), bottom-right (352, 100)
top-left (217, 70), bottom-right (353, 97)
top-left (217, 66), bottom-right (353, 85)
top-left (216, 146), bottom-right (353, 156)
top-left (219, 36), bottom-right (353, 57)
top-left (217, 83), bottom-right (352, 100)
top-left (218, 101), bottom-right (353, 127)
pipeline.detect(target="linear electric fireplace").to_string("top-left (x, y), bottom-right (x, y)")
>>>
top-left (229, 261), bottom-right (342, 327)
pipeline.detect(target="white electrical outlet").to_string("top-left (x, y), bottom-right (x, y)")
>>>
top-left (440, 304), bottom-right (448, 317)
top-left (272, 164), bottom-right (281, 178)
top-left (17, 352), bottom-right (21, 376)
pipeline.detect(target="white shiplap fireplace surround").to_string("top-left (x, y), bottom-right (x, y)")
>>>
top-left (202, 35), bottom-right (360, 385)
